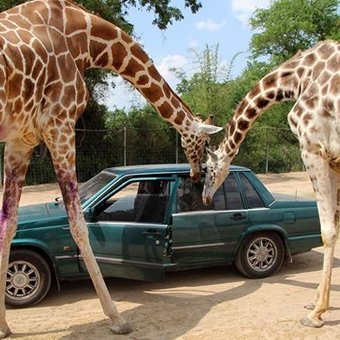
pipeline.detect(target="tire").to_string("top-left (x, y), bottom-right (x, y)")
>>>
top-left (6, 249), bottom-right (52, 307)
top-left (235, 232), bottom-right (284, 279)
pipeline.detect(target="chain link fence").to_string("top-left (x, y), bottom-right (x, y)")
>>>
top-left (0, 126), bottom-right (304, 186)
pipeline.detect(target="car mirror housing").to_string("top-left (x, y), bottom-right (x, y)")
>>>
top-left (84, 208), bottom-right (95, 222)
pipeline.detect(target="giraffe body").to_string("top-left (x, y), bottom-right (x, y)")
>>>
top-left (0, 0), bottom-right (222, 336)
top-left (203, 39), bottom-right (340, 327)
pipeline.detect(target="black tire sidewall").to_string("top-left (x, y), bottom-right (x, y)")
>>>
top-left (6, 249), bottom-right (51, 307)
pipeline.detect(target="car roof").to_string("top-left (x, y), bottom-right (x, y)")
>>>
top-left (104, 163), bottom-right (250, 177)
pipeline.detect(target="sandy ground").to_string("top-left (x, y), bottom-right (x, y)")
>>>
top-left (3, 172), bottom-right (340, 339)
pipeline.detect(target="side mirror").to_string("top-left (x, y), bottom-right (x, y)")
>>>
top-left (84, 208), bottom-right (96, 222)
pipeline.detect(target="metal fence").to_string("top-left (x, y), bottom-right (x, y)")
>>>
top-left (0, 126), bottom-right (304, 186)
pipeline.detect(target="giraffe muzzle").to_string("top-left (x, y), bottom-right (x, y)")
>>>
top-left (190, 171), bottom-right (201, 183)
top-left (202, 195), bottom-right (212, 206)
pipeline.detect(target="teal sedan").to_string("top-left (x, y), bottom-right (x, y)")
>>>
top-left (7, 164), bottom-right (321, 307)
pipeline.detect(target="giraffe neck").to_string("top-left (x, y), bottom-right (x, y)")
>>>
top-left (78, 10), bottom-right (196, 133)
top-left (222, 65), bottom-right (303, 159)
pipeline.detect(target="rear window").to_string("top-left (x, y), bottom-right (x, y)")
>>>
top-left (239, 174), bottom-right (265, 208)
top-left (176, 173), bottom-right (244, 212)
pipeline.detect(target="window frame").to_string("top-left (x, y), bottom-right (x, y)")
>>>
top-left (237, 172), bottom-right (266, 209)
top-left (175, 171), bottom-right (247, 213)
top-left (222, 172), bottom-right (245, 211)
top-left (90, 176), bottom-right (177, 225)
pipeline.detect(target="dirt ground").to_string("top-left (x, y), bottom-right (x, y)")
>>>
top-left (3, 172), bottom-right (340, 339)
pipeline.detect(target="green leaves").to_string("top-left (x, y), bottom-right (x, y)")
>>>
top-left (250, 0), bottom-right (339, 65)
top-left (121, 0), bottom-right (202, 30)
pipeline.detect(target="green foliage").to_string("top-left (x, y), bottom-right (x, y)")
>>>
top-left (173, 45), bottom-right (237, 127)
top-left (106, 105), bottom-right (180, 165)
top-left (170, 41), bottom-right (306, 173)
top-left (0, 0), bottom-right (201, 31)
top-left (250, 0), bottom-right (340, 64)
top-left (120, 0), bottom-right (202, 30)
top-left (0, 0), bottom-right (24, 12)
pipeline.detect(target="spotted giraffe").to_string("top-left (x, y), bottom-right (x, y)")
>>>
top-left (202, 40), bottom-right (340, 328)
top-left (0, 0), bottom-right (222, 336)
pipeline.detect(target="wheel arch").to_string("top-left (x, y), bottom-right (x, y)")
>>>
top-left (235, 225), bottom-right (292, 263)
top-left (10, 240), bottom-right (61, 291)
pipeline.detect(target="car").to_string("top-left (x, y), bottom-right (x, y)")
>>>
top-left (7, 164), bottom-right (322, 307)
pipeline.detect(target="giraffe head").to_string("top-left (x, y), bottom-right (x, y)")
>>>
top-left (202, 145), bottom-right (232, 205)
top-left (181, 115), bottom-right (223, 182)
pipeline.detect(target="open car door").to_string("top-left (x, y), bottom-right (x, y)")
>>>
top-left (82, 177), bottom-right (175, 282)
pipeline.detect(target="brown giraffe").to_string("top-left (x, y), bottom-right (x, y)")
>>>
top-left (202, 39), bottom-right (340, 328)
top-left (0, 0), bottom-right (223, 337)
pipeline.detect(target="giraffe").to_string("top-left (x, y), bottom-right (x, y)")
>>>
top-left (0, 0), bottom-right (223, 337)
top-left (202, 39), bottom-right (340, 328)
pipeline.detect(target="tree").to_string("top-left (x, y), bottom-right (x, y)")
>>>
top-left (173, 45), bottom-right (240, 127)
top-left (0, 1), bottom-right (202, 30)
top-left (250, 0), bottom-right (340, 64)
top-left (106, 105), bottom-right (179, 165)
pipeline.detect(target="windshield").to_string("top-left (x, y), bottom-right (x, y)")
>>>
top-left (79, 171), bottom-right (116, 204)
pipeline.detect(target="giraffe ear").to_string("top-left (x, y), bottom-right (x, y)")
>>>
top-left (197, 123), bottom-right (223, 135)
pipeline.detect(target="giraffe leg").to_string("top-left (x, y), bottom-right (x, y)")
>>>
top-left (300, 152), bottom-right (340, 327)
top-left (0, 140), bottom-right (33, 338)
top-left (45, 138), bottom-right (132, 334)
top-left (301, 244), bottom-right (337, 327)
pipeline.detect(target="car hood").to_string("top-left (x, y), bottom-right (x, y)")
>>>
top-left (18, 202), bottom-right (67, 229)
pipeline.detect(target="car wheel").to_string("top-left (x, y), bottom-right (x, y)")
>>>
top-left (6, 249), bottom-right (52, 307)
top-left (235, 232), bottom-right (284, 278)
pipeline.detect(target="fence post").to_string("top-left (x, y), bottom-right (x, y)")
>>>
top-left (123, 127), bottom-right (127, 166)
top-left (175, 130), bottom-right (179, 164)
top-left (265, 127), bottom-right (269, 173)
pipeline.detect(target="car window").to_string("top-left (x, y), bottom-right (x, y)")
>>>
top-left (177, 177), bottom-right (224, 212)
top-left (95, 180), bottom-right (171, 223)
top-left (223, 173), bottom-right (244, 210)
top-left (177, 177), bottom-right (213, 212)
top-left (239, 174), bottom-right (265, 208)
top-left (176, 173), bottom-right (245, 212)
top-left (79, 171), bottom-right (115, 204)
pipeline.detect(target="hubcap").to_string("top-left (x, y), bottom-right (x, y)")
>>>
top-left (247, 237), bottom-right (277, 272)
top-left (6, 261), bottom-right (40, 301)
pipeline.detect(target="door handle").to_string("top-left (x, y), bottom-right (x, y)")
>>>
top-left (230, 213), bottom-right (246, 221)
top-left (142, 230), bottom-right (162, 237)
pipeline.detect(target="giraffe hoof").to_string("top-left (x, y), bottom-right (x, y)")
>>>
top-left (0, 325), bottom-right (11, 339)
top-left (300, 316), bottom-right (324, 328)
top-left (110, 318), bottom-right (133, 334)
top-left (304, 303), bottom-right (315, 310)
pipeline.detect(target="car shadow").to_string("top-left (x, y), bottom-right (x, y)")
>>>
top-left (14, 249), bottom-right (340, 339)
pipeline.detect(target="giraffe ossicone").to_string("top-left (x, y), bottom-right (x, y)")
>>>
top-left (0, 0), bottom-right (221, 337)
top-left (203, 39), bottom-right (340, 328)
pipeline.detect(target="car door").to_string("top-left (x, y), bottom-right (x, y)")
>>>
top-left (82, 177), bottom-right (175, 282)
top-left (171, 172), bottom-right (249, 267)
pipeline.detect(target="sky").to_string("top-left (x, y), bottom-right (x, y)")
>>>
top-left (101, 0), bottom-right (271, 110)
